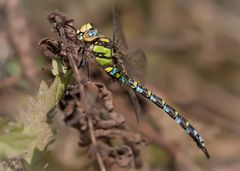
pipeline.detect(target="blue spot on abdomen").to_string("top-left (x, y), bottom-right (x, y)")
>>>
top-left (119, 75), bottom-right (126, 83)
top-left (110, 67), bottom-right (118, 76)
top-left (175, 117), bottom-right (181, 124)
top-left (150, 95), bottom-right (156, 102)
top-left (136, 86), bottom-right (143, 93)
top-left (163, 105), bottom-right (170, 113)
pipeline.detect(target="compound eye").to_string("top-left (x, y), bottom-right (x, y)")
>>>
top-left (87, 29), bottom-right (98, 37)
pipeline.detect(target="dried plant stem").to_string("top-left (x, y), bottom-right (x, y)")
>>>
top-left (88, 115), bottom-right (107, 171)
top-left (40, 11), bottom-right (147, 170)
top-left (58, 23), bottom-right (107, 171)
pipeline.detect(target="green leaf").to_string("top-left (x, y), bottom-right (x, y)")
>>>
top-left (0, 118), bottom-right (36, 159)
top-left (16, 75), bottom-right (65, 162)
top-left (21, 160), bottom-right (32, 171)
top-left (62, 69), bottom-right (73, 88)
top-left (0, 75), bottom-right (66, 170)
top-left (51, 59), bottom-right (67, 76)
top-left (21, 147), bottom-right (49, 171)
top-left (46, 106), bottom-right (58, 124)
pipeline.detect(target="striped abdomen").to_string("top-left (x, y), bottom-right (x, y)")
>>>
top-left (104, 65), bottom-right (210, 158)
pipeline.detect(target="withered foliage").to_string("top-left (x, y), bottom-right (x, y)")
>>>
top-left (39, 11), bottom-right (148, 170)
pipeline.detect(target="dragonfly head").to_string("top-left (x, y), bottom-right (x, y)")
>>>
top-left (76, 23), bottom-right (99, 42)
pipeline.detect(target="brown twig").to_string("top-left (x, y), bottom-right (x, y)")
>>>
top-left (88, 115), bottom-right (107, 171)
top-left (54, 13), bottom-right (107, 171)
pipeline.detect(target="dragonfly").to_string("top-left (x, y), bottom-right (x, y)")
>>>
top-left (75, 7), bottom-right (210, 159)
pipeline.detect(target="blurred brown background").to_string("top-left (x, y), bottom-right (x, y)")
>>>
top-left (0, 0), bottom-right (240, 171)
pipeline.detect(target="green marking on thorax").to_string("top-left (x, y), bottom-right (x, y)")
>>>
top-left (93, 45), bottom-right (112, 58)
top-left (96, 57), bottom-right (112, 66)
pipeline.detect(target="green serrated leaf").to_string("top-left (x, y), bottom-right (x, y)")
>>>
top-left (1, 75), bottom-right (66, 170)
top-left (16, 75), bottom-right (65, 162)
top-left (53, 76), bottom-right (65, 103)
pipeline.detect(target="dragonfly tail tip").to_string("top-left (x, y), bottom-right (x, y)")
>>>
top-left (202, 146), bottom-right (210, 159)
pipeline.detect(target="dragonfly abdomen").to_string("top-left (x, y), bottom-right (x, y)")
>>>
top-left (103, 65), bottom-right (209, 158)
top-left (104, 65), bottom-right (126, 83)
top-left (127, 78), bottom-right (210, 158)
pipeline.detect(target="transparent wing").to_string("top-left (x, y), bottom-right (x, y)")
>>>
top-left (128, 87), bottom-right (142, 122)
top-left (112, 5), bottom-right (128, 52)
top-left (123, 50), bottom-right (147, 81)
top-left (112, 6), bottom-right (147, 81)
top-left (112, 5), bottom-right (145, 121)
top-left (120, 82), bottom-right (142, 122)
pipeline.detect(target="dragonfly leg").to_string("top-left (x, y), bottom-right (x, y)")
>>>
top-left (77, 48), bottom-right (84, 68)
top-left (86, 58), bottom-right (90, 81)
top-left (78, 51), bottom-right (90, 81)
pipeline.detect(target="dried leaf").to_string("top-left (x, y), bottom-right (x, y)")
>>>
top-left (38, 38), bottom-right (62, 58)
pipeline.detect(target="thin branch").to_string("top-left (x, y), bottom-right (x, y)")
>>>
top-left (88, 115), bottom-right (107, 171)
top-left (56, 16), bottom-right (107, 171)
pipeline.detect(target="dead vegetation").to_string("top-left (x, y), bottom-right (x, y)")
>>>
top-left (1, 0), bottom-right (240, 171)
top-left (39, 11), bottom-right (148, 171)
